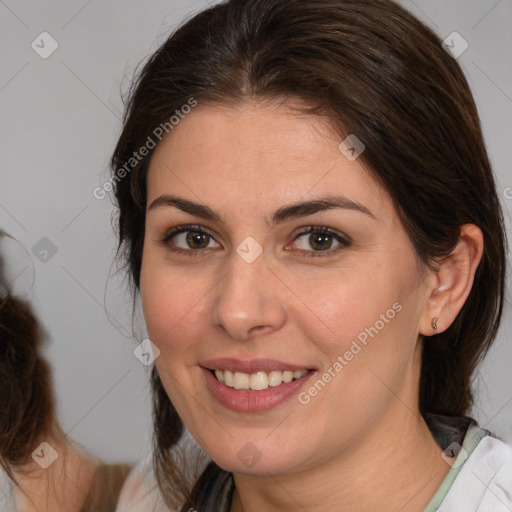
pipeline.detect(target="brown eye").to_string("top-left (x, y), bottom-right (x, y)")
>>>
top-left (291, 227), bottom-right (350, 257)
top-left (183, 231), bottom-right (210, 249)
top-left (307, 232), bottom-right (334, 251)
top-left (160, 225), bottom-right (220, 254)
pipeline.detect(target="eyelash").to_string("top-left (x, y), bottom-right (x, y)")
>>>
top-left (159, 224), bottom-right (351, 258)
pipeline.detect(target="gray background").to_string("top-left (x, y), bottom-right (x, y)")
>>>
top-left (0, 0), bottom-right (511, 464)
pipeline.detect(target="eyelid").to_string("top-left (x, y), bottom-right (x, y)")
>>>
top-left (293, 225), bottom-right (351, 243)
top-left (159, 224), bottom-right (351, 257)
top-left (289, 226), bottom-right (351, 257)
top-left (158, 224), bottom-right (218, 251)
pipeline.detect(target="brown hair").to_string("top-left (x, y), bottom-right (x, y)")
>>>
top-left (109, 0), bottom-right (507, 508)
top-left (0, 253), bottom-right (132, 510)
top-left (0, 293), bottom-right (61, 481)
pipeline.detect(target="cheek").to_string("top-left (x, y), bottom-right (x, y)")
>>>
top-left (293, 265), bottom-right (404, 351)
top-left (140, 260), bottom-right (208, 415)
top-left (140, 255), bottom-right (210, 360)
top-left (291, 259), bottom-right (419, 406)
top-left (294, 281), bottom-right (416, 430)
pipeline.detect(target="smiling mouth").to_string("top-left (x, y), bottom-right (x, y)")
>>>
top-left (211, 369), bottom-right (312, 391)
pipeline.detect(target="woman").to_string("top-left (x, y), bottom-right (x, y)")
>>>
top-left (0, 237), bottom-right (132, 511)
top-left (109, 0), bottom-right (511, 510)
top-left (2, 0), bottom-right (509, 510)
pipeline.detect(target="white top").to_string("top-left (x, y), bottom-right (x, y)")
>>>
top-left (0, 472), bottom-right (15, 512)
top-left (114, 452), bottom-right (172, 512)
top-left (436, 435), bottom-right (512, 511)
top-left (115, 430), bottom-right (210, 512)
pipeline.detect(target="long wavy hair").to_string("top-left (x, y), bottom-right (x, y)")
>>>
top-left (109, 0), bottom-right (508, 509)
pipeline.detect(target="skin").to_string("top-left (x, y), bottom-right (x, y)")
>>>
top-left (140, 98), bottom-right (484, 512)
top-left (12, 436), bottom-right (100, 512)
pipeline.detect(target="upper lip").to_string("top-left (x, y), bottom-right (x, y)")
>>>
top-left (201, 358), bottom-right (314, 374)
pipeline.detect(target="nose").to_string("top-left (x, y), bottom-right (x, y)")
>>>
top-left (210, 249), bottom-right (287, 341)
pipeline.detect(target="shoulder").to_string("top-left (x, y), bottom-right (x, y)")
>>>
top-left (115, 431), bottom-right (212, 512)
top-left (438, 434), bottom-right (512, 511)
top-left (115, 453), bottom-right (171, 512)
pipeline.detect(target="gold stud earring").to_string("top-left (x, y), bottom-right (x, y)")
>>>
top-left (432, 317), bottom-right (438, 333)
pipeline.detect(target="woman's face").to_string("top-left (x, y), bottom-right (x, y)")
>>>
top-left (140, 99), bottom-right (432, 475)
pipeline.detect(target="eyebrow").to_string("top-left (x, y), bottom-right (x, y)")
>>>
top-left (147, 194), bottom-right (375, 225)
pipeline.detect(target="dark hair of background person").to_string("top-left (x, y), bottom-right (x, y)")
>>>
top-left (0, 249), bottom-right (132, 510)
top-left (0, 252), bottom-right (62, 485)
top-left (109, 0), bottom-right (508, 509)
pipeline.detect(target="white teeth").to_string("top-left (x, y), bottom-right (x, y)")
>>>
top-left (213, 369), bottom-right (308, 391)
top-left (249, 371), bottom-right (268, 391)
top-left (268, 370), bottom-right (283, 387)
top-left (282, 370), bottom-right (293, 383)
top-left (233, 372), bottom-right (250, 390)
top-left (224, 370), bottom-right (234, 387)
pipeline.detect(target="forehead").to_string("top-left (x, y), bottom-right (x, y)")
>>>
top-left (146, 100), bottom-right (392, 221)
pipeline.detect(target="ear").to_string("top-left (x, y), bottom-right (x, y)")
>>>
top-left (419, 224), bottom-right (484, 336)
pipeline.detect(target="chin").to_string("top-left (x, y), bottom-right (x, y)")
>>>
top-left (197, 434), bottom-right (313, 477)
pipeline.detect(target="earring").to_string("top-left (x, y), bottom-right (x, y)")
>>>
top-left (432, 317), bottom-right (438, 333)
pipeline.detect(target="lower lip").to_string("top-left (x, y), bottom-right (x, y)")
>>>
top-left (201, 367), bottom-right (315, 412)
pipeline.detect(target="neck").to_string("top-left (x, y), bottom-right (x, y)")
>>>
top-left (230, 403), bottom-right (450, 512)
